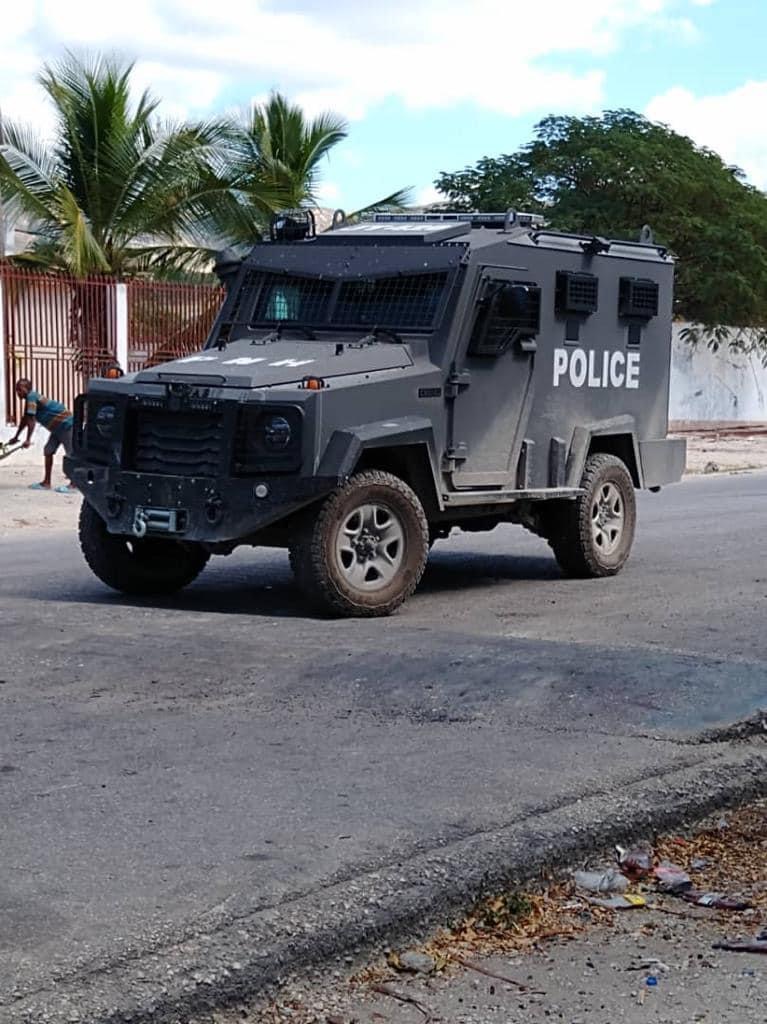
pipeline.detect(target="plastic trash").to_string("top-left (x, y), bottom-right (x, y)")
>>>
top-left (654, 862), bottom-right (692, 892)
top-left (682, 892), bottom-right (750, 911)
top-left (713, 939), bottom-right (767, 954)
top-left (573, 868), bottom-right (629, 894)
top-left (589, 894), bottom-right (646, 910)
top-left (618, 843), bottom-right (654, 878)
top-left (691, 857), bottom-right (713, 871)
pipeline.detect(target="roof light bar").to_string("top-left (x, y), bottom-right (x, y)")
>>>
top-left (368, 210), bottom-right (545, 229)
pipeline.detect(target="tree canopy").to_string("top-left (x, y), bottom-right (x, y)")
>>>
top-left (0, 55), bottom-right (410, 276)
top-left (0, 53), bottom-right (237, 275)
top-left (434, 110), bottom-right (767, 332)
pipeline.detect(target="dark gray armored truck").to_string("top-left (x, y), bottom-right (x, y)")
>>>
top-left (65, 211), bottom-right (686, 616)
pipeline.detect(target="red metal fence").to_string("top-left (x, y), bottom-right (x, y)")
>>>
top-left (1, 264), bottom-right (117, 426)
top-left (1, 263), bottom-right (223, 425)
top-left (127, 280), bottom-right (223, 373)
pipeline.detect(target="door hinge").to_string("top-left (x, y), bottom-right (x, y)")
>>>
top-left (445, 369), bottom-right (471, 399)
top-left (442, 443), bottom-right (468, 472)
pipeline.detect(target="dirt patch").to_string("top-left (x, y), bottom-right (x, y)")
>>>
top-left (0, 450), bottom-right (79, 536)
top-left (677, 429), bottom-right (767, 475)
top-left (226, 802), bottom-right (767, 1024)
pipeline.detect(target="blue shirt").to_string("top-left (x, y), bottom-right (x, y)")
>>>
top-left (24, 391), bottom-right (74, 434)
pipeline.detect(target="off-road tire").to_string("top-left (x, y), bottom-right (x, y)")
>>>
top-left (79, 501), bottom-right (209, 595)
top-left (289, 471), bottom-right (429, 617)
top-left (545, 453), bottom-right (636, 578)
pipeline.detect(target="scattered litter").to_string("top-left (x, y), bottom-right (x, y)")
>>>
top-left (573, 868), bottom-right (629, 894)
top-left (588, 894), bottom-right (646, 911)
top-left (654, 863), bottom-right (692, 892)
top-left (681, 892), bottom-right (750, 911)
top-left (712, 939), bottom-right (767, 955)
top-left (627, 958), bottom-right (671, 973)
top-left (645, 975), bottom-right (659, 987)
top-left (703, 461), bottom-right (720, 474)
top-left (617, 843), bottom-right (654, 878)
top-left (690, 857), bottom-right (713, 872)
top-left (372, 983), bottom-right (433, 1022)
top-left (391, 951), bottom-right (437, 975)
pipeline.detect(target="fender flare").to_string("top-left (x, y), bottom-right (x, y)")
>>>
top-left (565, 416), bottom-right (644, 488)
top-left (317, 417), bottom-right (444, 510)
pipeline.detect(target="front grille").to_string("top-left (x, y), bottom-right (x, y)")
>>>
top-left (131, 409), bottom-right (223, 477)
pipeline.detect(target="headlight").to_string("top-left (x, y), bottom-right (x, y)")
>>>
top-left (95, 404), bottom-right (116, 439)
top-left (233, 406), bottom-right (303, 476)
top-left (263, 415), bottom-right (292, 450)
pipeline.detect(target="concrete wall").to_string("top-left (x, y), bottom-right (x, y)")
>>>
top-left (669, 324), bottom-right (767, 423)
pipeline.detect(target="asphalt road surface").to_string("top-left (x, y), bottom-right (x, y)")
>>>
top-left (1, 471), bottom-right (766, 1018)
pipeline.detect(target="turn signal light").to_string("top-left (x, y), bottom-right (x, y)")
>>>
top-left (301, 376), bottom-right (326, 390)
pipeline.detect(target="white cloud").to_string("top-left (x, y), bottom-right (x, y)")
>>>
top-left (315, 181), bottom-right (341, 202)
top-left (0, 0), bottom-right (713, 130)
top-left (415, 185), bottom-right (444, 208)
top-left (646, 82), bottom-right (767, 188)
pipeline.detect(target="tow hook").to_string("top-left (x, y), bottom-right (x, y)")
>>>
top-left (132, 509), bottom-right (148, 538)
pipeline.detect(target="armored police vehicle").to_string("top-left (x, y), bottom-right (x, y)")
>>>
top-left (66, 210), bottom-right (686, 617)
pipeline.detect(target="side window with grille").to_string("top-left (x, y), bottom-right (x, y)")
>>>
top-left (468, 280), bottom-right (541, 357)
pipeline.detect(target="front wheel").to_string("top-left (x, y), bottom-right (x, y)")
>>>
top-left (79, 501), bottom-right (210, 595)
top-left (289, 470), bottom-right (429, 617)
top-left (545, 453), bottom-right (637, 578)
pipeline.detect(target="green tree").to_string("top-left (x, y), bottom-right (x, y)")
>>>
top-left (218, 92), bottom-right (411, 241)
top-left (434, 110), bottom-right (767, 339)
top-left (0, 51), bottom-right (235, 276)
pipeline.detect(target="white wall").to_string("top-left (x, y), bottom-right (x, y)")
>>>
top-left (669, 324), bottom-right (767, 423)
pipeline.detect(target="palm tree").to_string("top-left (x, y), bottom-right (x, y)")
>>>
top-left (219, 93), bottom-right (411, 241)
top-left (0, 51), bottom-right (239, 277)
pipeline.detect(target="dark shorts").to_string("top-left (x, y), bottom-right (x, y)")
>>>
top-left (44, 426), bottom-right (73, 458)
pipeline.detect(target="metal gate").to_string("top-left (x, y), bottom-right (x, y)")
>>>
top-left (127, 280), bottom-right (223, 373)
top-left (1, 264), bottom-right (117, 424)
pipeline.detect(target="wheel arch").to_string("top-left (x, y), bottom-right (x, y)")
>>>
top-left (565, 417), bottom-right (643, 489)
top-left (317, 418), bottom-right (443, 519)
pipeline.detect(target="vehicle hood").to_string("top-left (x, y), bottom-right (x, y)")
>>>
top-left (135, 338), bottom-right (414, 388)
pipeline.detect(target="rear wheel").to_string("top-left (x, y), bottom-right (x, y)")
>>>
top-left (79, 501), bottom-right (209, 595)
top-left (545, 453), bottom-right (636, 578)
top-left (289, 470), bottom-right (429, 617)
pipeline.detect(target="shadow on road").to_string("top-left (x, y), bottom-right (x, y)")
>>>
top-left (4, 548), bottom-right (563, 619)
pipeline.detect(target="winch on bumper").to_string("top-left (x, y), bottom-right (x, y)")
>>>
top-left (65, 463), bottom-right (336, 544)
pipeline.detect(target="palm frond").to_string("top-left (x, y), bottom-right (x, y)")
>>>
top-left (346, 188), bottom-right (414, 220)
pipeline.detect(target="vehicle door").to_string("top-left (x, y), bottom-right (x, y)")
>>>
top-left (448, 267), bottom-right (540, 488)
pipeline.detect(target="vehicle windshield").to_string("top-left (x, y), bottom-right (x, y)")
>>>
top-left (223, 270), bottom-right (448, 339)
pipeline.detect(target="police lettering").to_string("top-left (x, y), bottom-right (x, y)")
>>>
top-left (553, 348), bottom-right (640, 390)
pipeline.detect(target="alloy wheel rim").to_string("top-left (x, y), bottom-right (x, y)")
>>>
top-left (335, 502), bottom-right (405, 591)
top-left (590, 481), bottom-right (624, 556)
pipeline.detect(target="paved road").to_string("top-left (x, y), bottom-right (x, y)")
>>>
top-left (1, 472), bottom-right (766, 1016)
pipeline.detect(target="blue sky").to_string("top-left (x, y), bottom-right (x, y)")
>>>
top-left (2, 0), bottom-right (766, 210)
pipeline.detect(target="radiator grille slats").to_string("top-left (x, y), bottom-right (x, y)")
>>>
top-left (132, 410), bottom-right (223, 477)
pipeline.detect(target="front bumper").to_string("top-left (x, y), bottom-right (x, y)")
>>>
top-left (64, 458), bottom-right (336, 543)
